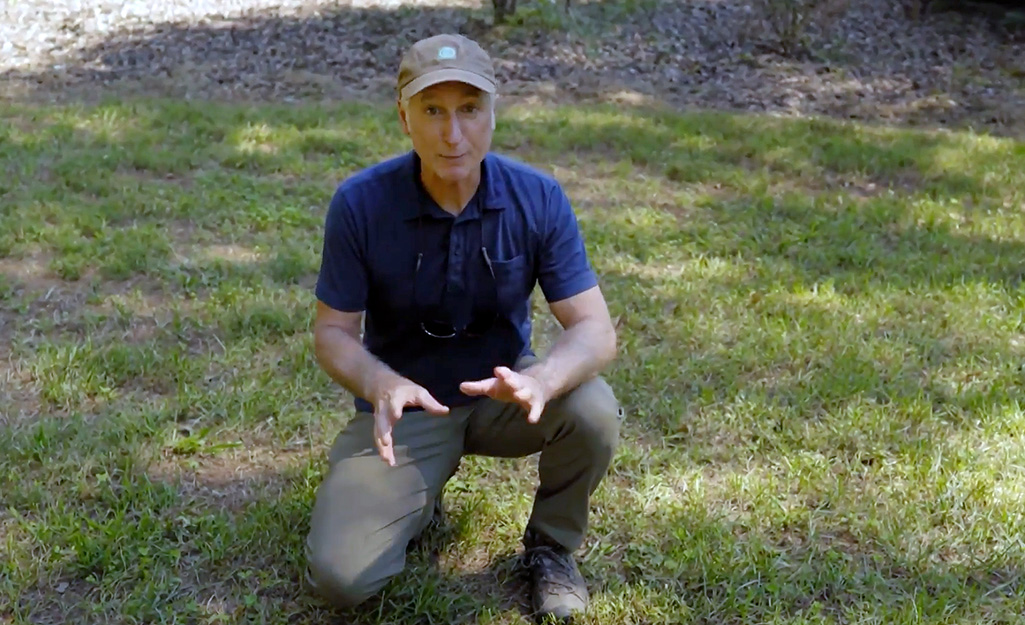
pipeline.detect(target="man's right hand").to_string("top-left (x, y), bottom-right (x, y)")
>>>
top-left (370, 376), bottom-right (449, 466)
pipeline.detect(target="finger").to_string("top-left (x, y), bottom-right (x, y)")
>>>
top-left (494, 367), bottom-right (520, 387)
top-left (374, 414), bottom-right (396, 466)
top-left (513, 386), bottom-right (533, 403)
top-left (373, 409), bottom-right (391, 444)
top-left (527, 399), bottom-right (543, 424)
top-left (378, 434), bottom-right (395, 466)
top-left (380, 442), bottom-right (396, 466)
top-left (374, 399), bottom-right (400, 466)
top-left (417, 390), bottom-right (450, 415)
top-left (388, 396), bottom-right (407, 425)
top-left (377, 396), bottom-right (403, 425)
top-left (460, 378), bottom-right (498, 396)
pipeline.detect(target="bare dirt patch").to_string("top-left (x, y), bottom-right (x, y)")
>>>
top-left (0, 360), bottom-right (42, 425)
top-left (148, 445), bottom-right (314, 510)
top-left (8, 582), bottom-right (95, 625)
top-left (195, 243), bottom-right (264, 264)
top-left (0, 253), bottom-right (66, 293)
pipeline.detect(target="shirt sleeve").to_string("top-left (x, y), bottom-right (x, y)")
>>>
top-left (537, 183), bottom-right (598, 303)
top-left (315, 189), bottom-right (368, 312)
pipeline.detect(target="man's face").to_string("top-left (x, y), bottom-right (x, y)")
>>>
top-left (399, 82), bottom-right (493, 184)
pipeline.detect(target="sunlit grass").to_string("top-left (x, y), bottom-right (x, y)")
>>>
top-left (2, 95), bottom-right (1025, 624)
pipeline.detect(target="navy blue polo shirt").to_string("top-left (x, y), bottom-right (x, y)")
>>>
top-left (315, 151), bottom-right (598, 413)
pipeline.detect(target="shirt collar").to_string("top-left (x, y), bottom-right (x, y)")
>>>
top-left (400, 151), bottom-right (510, 221)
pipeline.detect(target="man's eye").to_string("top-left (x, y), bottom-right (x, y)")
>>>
top-left (462, 104), bottom-right (480, 113)
top-left (425, 106), bottom-right (441, 115)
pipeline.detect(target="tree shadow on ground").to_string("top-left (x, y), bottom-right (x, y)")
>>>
top-left (3, 98), bottom-right (1022, 299)
top-left (2, 86), bottom-right (1025, 623)
top-left (0, 434), bottom-right (531, 624)
top-left (1, 0), bottom-right (1023, 137)
top-left (11, 448), bottom-right (1024, 624)
top-left (3, 95), bottom-right (1023, 433)
top-left (600, 259), bottom-right (1025, 445)
top-left (599, 504), bottom-right (1025, 625)
top-left (502, 106), bottom-right (1025, 295)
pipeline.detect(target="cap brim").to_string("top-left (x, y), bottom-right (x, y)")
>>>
top-left (400, 69), bottom-right (496, 101)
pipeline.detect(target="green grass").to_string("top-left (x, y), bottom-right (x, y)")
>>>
top-left (2, 95), bottom-right (1025, 625)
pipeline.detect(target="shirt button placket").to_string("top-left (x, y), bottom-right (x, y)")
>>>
top-left (448, 223), bottom-right (464, 293)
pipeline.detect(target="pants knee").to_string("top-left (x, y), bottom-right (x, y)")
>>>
top-left (558, 377), bottom-right (622, 456)
top-left (307, 549), bottom-right (388, 609)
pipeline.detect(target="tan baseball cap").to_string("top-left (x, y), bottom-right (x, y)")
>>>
top-left (397, 34), bottom-right (497, 101)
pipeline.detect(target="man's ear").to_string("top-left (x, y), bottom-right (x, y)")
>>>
top-left (397, 101), bottom-right (411, 136)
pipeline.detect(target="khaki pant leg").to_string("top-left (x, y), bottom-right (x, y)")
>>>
top-left (306, 407), bottom-right (469, 608)
top-left (463, 355), bottom-right (623, 552)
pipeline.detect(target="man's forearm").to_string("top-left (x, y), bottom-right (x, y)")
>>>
top-left (314, 325), bottom-right (402, 403)
top-left (521, 317), bottom-right (617, 402)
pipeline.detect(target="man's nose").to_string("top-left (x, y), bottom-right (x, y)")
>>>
top-left (441, 114), bottom-right (462, 144)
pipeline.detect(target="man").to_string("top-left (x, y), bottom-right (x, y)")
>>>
top-left (306, 33), bottom-right (622, 623)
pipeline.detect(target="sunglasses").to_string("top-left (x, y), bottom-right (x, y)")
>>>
top-left (411, 211), bottom-right (499, 339)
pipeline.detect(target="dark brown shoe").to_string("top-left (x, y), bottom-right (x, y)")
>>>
top-left (521, 529), bottom-right (589, 623)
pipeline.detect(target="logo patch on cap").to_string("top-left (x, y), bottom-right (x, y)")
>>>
top-left (437, 46), bottom-right (457, 60)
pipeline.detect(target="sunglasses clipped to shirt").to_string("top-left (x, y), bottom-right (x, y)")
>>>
top-left (411, 210), bottom-right (499, 339)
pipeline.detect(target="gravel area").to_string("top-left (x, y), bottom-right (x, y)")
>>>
top-left (1, 0), bottom-right (1023, 133)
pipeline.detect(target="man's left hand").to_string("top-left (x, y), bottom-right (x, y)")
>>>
top-left (459, 366), bottom-right (549, 424)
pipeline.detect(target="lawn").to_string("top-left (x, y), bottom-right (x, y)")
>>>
top-left (2, 96), bottom-right (1025, 624)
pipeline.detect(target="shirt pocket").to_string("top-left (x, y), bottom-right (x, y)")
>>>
top-left (489, 254), bottom-right (531, 312)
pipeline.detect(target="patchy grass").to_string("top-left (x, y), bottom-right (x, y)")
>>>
top-left (2, 96), bottom-right (1025, 624)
